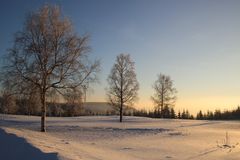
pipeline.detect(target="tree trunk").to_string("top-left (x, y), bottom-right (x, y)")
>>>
top-left (120, 71), bottom-right (123, 123)
top-left (40, 91), bottom-right (46, 132)
top-left (161, 87), bottom-right (164, 118)
top-left (120, 103), bottom-right (123, 122)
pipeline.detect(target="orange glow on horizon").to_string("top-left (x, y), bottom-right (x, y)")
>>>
top-left (87, 95), bottom-right (240, 116)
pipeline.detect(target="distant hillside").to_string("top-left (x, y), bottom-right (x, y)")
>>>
top-left (83, 102), bottom-right (112, 114)
top-left (83, 102), bottom-right (136, 115)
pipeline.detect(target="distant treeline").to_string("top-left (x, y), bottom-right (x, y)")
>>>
top-left (133, 106), bottom-right (194, 119)
top-left (0, 96), bottom-right (93, 117)
top-left (133, 106), bottom-right (240, 120)
top-left (0, 96), bottom-right (133, 117)
top-left (1, 96), bottom-right (240, 120)
top-left (196, 107), bottom-right (240, 120)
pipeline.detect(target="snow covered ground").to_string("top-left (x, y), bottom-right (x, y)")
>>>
top-left (1, 115), bottom-right (240, 160)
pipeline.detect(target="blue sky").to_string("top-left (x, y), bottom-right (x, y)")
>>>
top-left (1, 0), bottom-right (240, 113)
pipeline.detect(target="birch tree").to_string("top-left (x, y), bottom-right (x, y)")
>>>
top-left (151, 74), bottom-right (177, 117)
top-left (1, 5), bottom-right (100, 132)
top-left (106, 54), bottom-right (139, 122)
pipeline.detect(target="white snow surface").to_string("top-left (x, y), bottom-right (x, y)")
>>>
top-left (1, 114), bottom-right (240, 160)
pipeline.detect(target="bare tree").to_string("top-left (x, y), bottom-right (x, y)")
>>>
top-left (106, 54), bottom-right (139, 122)
top-left (151, 74), bottom-right (177, 117)
top-left (0, 90), bottom-right (17, 114)
top-left (1, 5), bottom-right (100, 132)
top-left (63, 89), bottom-right (84, 116)
top-left (0, 79), bottom-right (18, 115)
top-left (25, 87), bottom-right (41, 115)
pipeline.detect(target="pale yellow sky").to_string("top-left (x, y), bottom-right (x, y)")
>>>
top-left (87, 89), bottom-right (240, 115)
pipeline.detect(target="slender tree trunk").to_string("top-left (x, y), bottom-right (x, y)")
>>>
top-left (40, 91), bottom-right (46, 132)
top-left (161, 86), bottom-right (164, 118)
top-left (120, 70), bottom-right (123, 123)
top-left (120, 87), bottom-right (123, 122)
top-left (120, 102), bottom-right (123, 122)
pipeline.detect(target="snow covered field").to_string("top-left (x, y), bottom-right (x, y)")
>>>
top-left (1, 115), bottom-right (240, 160)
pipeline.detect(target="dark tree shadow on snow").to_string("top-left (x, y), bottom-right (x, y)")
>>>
top-left (0, 128), bottom-right (59, 160)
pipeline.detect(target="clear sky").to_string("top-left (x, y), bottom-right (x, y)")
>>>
top-left (0, 0), bottom-right (240, 114)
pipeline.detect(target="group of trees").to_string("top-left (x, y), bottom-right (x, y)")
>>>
top-left (133, 106), bottom-right (176, 119)
top-left (105, 57), bottom-right (178, 122)
top-left (177, 109), bottom-right (194, 119)
top-left (133, 107), bottom-right (240, 120)
top-left (196, 107), bottom-right (240, 120)
top-left (2, 5), bottom-right (238, 133)
top-left (105, 55), bottom-right (180, 122)
top-left (0, 99), bottom-right (100, 117)
top-left (0, 5), bottom-right (179, 131)
top-left (133, 108), bottom-right (194, 119)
